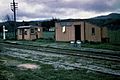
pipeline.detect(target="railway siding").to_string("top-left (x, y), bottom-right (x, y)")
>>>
top-left (1, 42), bottom-right (120, 62)
top-left (2, 41), bottom-right (120, 54)
top-left (0, 47), bottom-right (120, 76)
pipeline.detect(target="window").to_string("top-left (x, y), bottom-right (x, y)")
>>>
top-left (62, 26), bottom-right (66, 33)
top-left (38, 28), bottom-right (41, 31)
top-left (35, 28), bottom-right (38, 32)
top-left (24, 29), bottom-right (27, 35)
top-left (31, 29), bottom-right (34, 34)
top-left (19, 29), bottom-right (22, 35)
top-left (92, 28), bottom-right (95, 35)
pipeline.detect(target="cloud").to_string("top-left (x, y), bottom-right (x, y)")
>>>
top-left (44, 0), bottom-right (119, 12)
top-left (0, 0), bottom-right (12, 21)
top-left (0, 0), bottom-right (120, 21)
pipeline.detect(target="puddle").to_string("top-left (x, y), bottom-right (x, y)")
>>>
top-left (17, 63), bottom-right (39, 70)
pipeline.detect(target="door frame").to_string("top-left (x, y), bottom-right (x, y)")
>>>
top-left (22, 29), bottom-right (24, 39)
top-left (74, 25), bottom-right (81, 41)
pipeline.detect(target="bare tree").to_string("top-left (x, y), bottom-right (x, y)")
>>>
top-left (3, 14), bottom-right (12, 22)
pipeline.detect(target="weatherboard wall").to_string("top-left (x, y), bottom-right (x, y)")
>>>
top-left (17, 27), bottom-right (43, 40)
top-left (55, 21), bottom-right (108, 42)
top-left (55, 22), bottom-right (75, 41)
top-left (55, 21), bottom-right (85, 41)
top-left (85, 22), bottom-right (102, 42)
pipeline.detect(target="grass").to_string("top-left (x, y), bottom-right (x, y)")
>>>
top-left (3, 39), bottom-right (120, 51)
top-left (0, 41), bottom-right (4, 52)
top-left (82, 43), bottom-right (120, 51)
top-left (1, 30), bottom-right (120, 51)
top-left (0, 55), bottom-right (120, 80)
top-left (35, 38), bottom-right (55, 43)
top-left (0, 32), bottom-right (15, 40)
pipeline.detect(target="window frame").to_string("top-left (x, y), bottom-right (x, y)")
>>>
top-left (24, 29), bottom-right (27, 35)
top-left (92, 27), bottom-right (95, 35)
top-left (19, 29), bottom-right (22, 35)
top-left (30, 28), bottom-right (35, 34)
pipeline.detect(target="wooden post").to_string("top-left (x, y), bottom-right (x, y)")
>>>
top-left (3, 26), bottom-right (8, 40)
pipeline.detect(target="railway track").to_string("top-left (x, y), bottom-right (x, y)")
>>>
top-left (1, 42), bottom-right (120, 62)
top-left (1, 42), bottom-right (120, 76)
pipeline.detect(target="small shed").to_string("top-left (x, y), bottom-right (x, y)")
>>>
top-left (55, 19), bottom-right (108, 42)
top-left (17, 25), bottom-right (43, 40)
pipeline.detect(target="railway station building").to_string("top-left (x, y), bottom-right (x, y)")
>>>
top-left (17, 25), bottom-right (43, 40)
top-left (55, 19), bottom-right (108, 42)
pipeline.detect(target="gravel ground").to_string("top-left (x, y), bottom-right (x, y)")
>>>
top-left (0, 47), bottom-right (120, 76)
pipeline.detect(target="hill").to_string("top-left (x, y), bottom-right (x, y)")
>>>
top-left (0, 13), bottom-right (120, 32)
top-left (92, 13), bottom-right (120, 19)
top-left (87, 13), bottom-right (120, 30)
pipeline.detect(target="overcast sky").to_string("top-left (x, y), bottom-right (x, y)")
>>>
top-left (0, 0), bottom-right (120, 21)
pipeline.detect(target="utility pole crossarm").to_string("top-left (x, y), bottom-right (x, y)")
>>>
top-left (11, 0), bottom-right (18, 21)
top-left (10, 0), bottom-right (18, 39)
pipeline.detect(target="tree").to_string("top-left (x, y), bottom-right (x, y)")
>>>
top-left (3, 14), bottom-right (12, 22)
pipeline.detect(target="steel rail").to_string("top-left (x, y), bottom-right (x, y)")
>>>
top-left (1, 43), bottom-right (120, 62)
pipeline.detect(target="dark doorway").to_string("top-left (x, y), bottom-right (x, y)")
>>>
top-left (22, 29), bottom-right (24, 39)
top-left (74, 25), bottom-right (81, 41)
top-left (36, 33), bottom-right (38, 39)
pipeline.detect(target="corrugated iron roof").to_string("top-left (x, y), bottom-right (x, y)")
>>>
top-left (17, 25), bottom-right (38, 29)
top-left (56, 19), bottom-right (104, 27)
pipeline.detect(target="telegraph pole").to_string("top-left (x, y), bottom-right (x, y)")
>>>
top-left (10, 0), bottom-right (18, 39)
